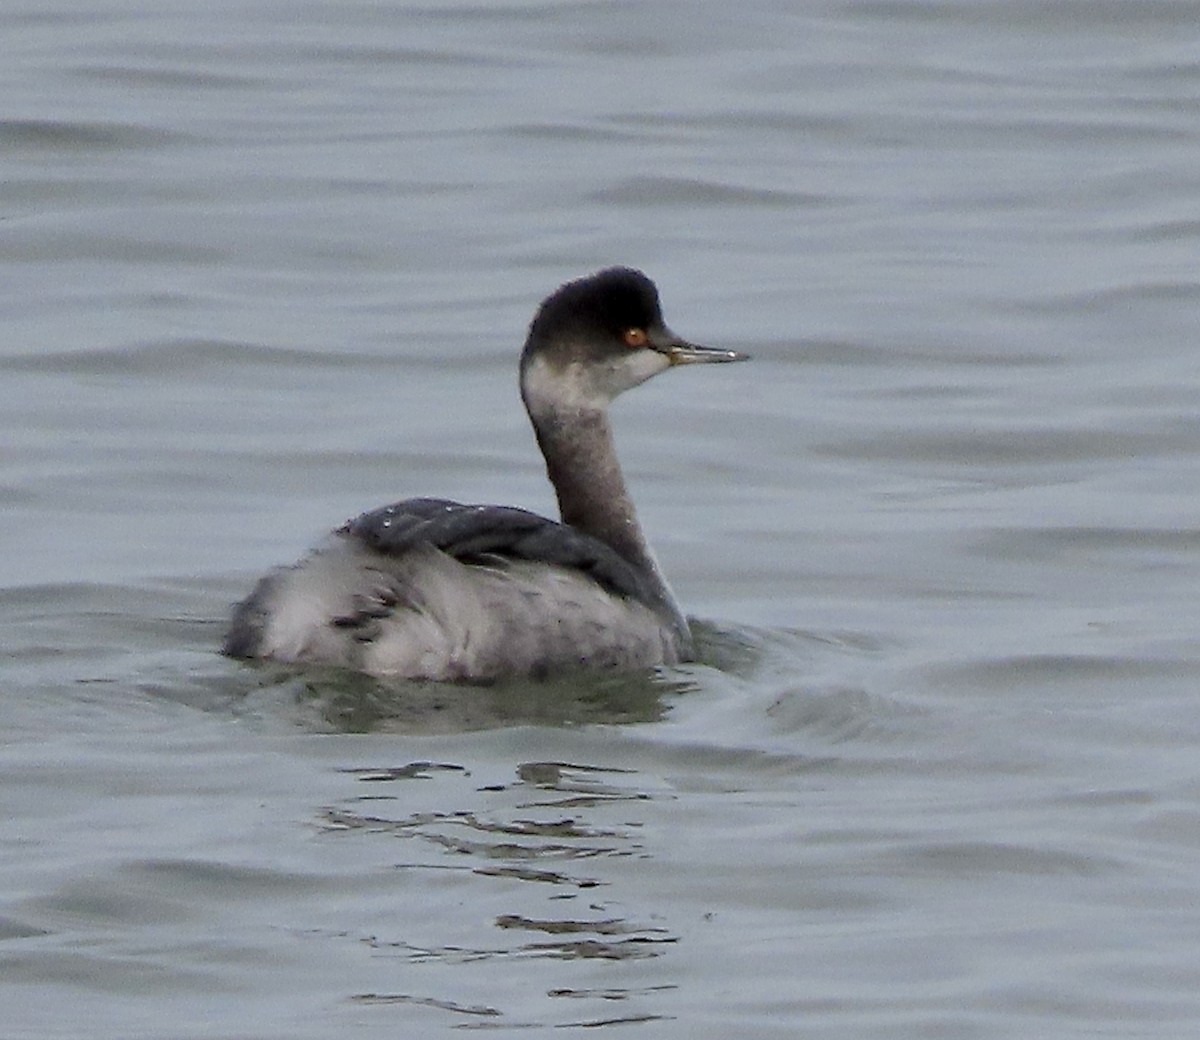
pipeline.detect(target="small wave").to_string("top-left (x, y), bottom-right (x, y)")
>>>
top-left (1, 117), bottom-right (187, 151)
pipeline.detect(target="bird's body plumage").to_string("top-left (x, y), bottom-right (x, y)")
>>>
top-left (224, 498), bottom-right (685, 680)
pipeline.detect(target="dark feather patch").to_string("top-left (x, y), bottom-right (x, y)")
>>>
top-left (339, 497), bottom-right (661, 609)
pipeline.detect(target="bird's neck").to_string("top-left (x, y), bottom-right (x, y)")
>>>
top-left (534, 407), bottom-right (646, 561)
top-left (530, 405), bottom-right (683, 626)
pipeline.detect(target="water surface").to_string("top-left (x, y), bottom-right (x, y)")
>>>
top-left (3, 1), bottom-right (1200, 1036)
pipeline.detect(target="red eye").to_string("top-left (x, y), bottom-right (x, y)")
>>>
top-left (624, 328), bottom-right (648, 348)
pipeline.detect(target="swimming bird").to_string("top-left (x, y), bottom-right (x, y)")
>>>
top-left (223, 267), bottom-right (748, 681)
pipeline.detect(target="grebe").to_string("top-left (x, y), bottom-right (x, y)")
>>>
top-left (224, 267), bottom-right (748, 680)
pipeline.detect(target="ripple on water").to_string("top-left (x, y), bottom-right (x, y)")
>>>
top-left (921, 652), bottom-right (1191, 696)
top-left (1, 117), bottom-right (188, 151)
top-left (590, 174), bottom-right (829, 209)
top-left (314, 757), bottom-right (682, 1028)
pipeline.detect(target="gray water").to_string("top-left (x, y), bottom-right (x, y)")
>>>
top-left (3, 1), bottom-right (1200, 1036)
